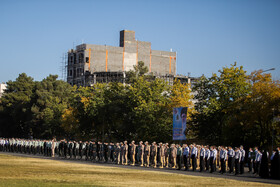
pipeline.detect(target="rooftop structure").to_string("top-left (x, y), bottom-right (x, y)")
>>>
top-left (67, 30), bottom-right (176, 86)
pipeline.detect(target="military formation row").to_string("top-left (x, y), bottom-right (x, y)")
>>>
top-left (0, 138), bottom-right (279, 179)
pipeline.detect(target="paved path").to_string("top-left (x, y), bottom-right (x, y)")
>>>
top-left (1, 152), bottom-right (279, 185)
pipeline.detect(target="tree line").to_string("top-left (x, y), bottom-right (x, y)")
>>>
top-left (0, 62), bottom-right (279, 150)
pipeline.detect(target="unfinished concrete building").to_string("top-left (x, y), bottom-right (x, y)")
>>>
top-left (67, 30), bottom-right (177, 86)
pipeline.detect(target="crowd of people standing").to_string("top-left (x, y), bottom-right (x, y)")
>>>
top-left (0, 138), bottom-right (279, 180)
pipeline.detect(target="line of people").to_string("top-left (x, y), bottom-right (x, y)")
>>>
top-left (0, 138), bottom-right (279, 179)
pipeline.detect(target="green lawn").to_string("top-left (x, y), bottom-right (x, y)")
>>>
top-left (0, 154), bottom-right (276, 187)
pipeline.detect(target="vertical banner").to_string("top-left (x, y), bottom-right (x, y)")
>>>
top-left (173, 107), bottom-right (188, 140)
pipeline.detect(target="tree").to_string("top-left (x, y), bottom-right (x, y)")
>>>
top-left (192, 63), bottom-right (251, 145)
top-left (30, 75), bottom-right (72, 139)
top-left (126, 61), bottom-right (152, 83)
top-left (169, 79), bottom-right (196, 139)
top-left (0, 73), bottom-right (35, 138)
top-left (241, 71), bottom-right (280, 148)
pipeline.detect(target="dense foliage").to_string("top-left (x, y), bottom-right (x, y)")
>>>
top-left (191, 63), bottom-right (280, 149)
top-left (0, 62), bottom-right (279, 150)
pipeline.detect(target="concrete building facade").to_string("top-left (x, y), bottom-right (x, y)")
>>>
top-left (67, 30), bottom-right (176, 86)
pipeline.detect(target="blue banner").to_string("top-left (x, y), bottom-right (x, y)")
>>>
top-left (173, 107), bottom-right (188, 140)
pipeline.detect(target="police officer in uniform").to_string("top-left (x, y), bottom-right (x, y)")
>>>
top-left (227, 146), bottom-right (235, 173)
top-left (234, 147), bottom-right (241, 175)
top-left (240, 145), bottom-right (246, 174)
top-left (199, 145), bottom-right (205, 172)
top-left (191, 144), bottom-right (198, 171)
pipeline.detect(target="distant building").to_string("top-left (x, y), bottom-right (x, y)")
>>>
top-left (0, 83), bottom-right (6, 98)
top-left (67, 30), bottom-right (177, 87)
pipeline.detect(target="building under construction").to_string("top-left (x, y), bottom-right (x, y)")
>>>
top-left (66, 30), bottom-right (195, 86)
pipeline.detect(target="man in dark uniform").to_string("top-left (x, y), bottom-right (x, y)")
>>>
top-left (96, 141), bottom-right (100, 161)
top-left (92, 142), bottom-right (97, 162)
top-left (69, 141), bottom-right (73, 159)
top-left (64, 140), bottom-right (68, 159)
top-left (227, 146), bottom-right (235, 173)
top-left (150, 142), bottom-right (157, 168)
top-left (248, 147), bottom-right (253, 173)
top-left (85, 141), bottom-right (89, 160)
top-left (89, 141), bottom-right (93, 160)
top-left (199, 145), bottom-right (205, 172)
top-left (104, 143), bottom-right (108, 162)
top-left (79, 141), bottom-right (83, 160)
top-left (73, 141), bottom-right (77, 159)
top-left (234, 147), bottom-right (241, 175)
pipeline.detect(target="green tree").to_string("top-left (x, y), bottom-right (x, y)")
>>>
top-left (0, 73), bottom-right (35, 138)
top-left (30, 75), bottom-right (73, 139)
top-left (192, 63), bottom-right (251, 145)
top-left (239, 71), bottom-right (280, 148)
top-left (126, 61), bottom-right (152, 83)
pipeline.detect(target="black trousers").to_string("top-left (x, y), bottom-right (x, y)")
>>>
top-left (210, 157), bottom-right (215, 173)
top-left (191, 155), bottom-right (197, 171)
top-left (235, 159), bottom-right (240, 175)
top-left (248, 159), bottom-right (253, 172)
top-left (183, 155), bottom-right (189, 170)
top-left (200, 156), bottom-right (205, 171)
top-left (220, 159), bottom-right (226, 173)
top-left (205, 158), bottom-right (210, 171)
top-left (228, 157), bottom-right (234, 173)
top-left (240, 160), bottom-right (244, 174)
top-left (177, 155), bottom-right (181, 170)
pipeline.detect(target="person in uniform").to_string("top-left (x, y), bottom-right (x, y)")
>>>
top-left (171, 144), bottom-right (177, 168)
top-left (164, 143), bottom-right (170, 168)
top-left (247, 147), bottom-right (253, 173)
top-left (270, 147), bottom-right (280, 179)
top-left (139, 141), bottom-right (144, 166)
top-left (219, 146), bottom-right (227, 174)
top-left (234, 147), bottom-right (241, 175)
top-left (104, 142), bottom-right (108, 162)
top-left (130, 141), bottom-right (136, 166)
top-left (199, 145), bottom-right (205, 172)
top-left (240, 145), bottom-right (245, 174)
top-left (123, 141), bottom-right (128, 165)
top-left (159, 143), bottom-right (165, 168)
top-left (150, 142), bottom-right (157, 168)
top-left (191, 144), bottom-right (198, 171)
top-left (205, 145), bottom-right (210, 171)
top-left (51, 138), bottom-right (56, 158)
top-left (183, 144), bottom-right (189, 171)
top-left (79, 141), bottom-right (83, 160)
top-left (115, 142), bottom-right (120, 164)
top-left (144, 141), bottom-right (150, 167)
top-left (176, 144), bottom-right (182, 170)
top-left (89, 141), bottom-right (93, 161)
top-left (210, 146), bottom-right (217, 173)
top-left (254, 149), bottom-right (262, 175)
top-left (259, 149), bottom-right (269, 178)
top-left (92, 142), bottom-right (97, 162)
top-left (227, 146), bottom-right (235, 173)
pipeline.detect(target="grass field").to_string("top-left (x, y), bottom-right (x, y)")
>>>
top-left (0, 154), bottom-right (276, 187)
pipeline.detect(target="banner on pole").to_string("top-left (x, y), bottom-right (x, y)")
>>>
top-left (173, 107), bottom-right (188, 140)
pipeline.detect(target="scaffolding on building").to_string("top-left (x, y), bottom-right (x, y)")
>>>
top-left (60, 53), bottom-right (68, 81)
